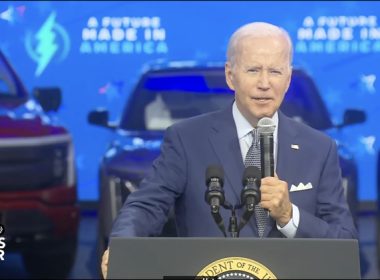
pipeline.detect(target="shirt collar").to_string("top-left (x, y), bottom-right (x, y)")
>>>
top-left (232, 101), bottom-right (279, 141)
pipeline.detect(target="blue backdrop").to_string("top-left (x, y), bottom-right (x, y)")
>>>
top-left (1, 1), bottom-right (379, 202)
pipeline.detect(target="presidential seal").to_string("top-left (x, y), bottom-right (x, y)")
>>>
top-left (197, 257), bottom-right (277, 279)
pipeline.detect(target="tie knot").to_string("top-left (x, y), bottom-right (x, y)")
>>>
top-left (251, 129), bottom-right (259, 146)
top-left (245, 129), bottom-right (261, 168)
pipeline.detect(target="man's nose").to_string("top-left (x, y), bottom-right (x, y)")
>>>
top-left (257, 71), bottom-right (270, 90)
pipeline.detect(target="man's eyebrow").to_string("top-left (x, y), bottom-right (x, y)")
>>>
top-left (268, 66), bottom-right (287, 70)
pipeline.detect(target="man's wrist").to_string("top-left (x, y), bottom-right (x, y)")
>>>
top-left (278, 203), bottom-right (293, 227)
top-left (277, 204), bottom-right (299, 238)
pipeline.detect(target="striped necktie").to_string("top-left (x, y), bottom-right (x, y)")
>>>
top-left (244, 129), bottom-right (268, 237)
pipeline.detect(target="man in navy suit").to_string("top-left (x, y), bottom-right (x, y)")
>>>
top-left (101, 21), bottom-right (357, 278)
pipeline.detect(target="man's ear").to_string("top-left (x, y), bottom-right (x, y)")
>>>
top-left (284, 65), bottom-right (293, 93)
top-left (225, 62), bottom-right (235, 91)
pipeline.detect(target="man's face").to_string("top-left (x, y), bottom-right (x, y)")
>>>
top-left (225, 35), bottom-right (292, 126)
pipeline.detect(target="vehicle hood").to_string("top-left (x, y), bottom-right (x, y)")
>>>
top-left (0, 115), bottom-right (67, 137)
top-left (102, 130), bottom-right (164, 180)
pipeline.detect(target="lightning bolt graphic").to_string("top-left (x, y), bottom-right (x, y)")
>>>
top-left (34, 12), bottom-right (58, 76)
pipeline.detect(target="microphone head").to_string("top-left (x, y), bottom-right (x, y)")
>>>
top-left (205, 165), bottom-right (224, 186)
top-left (257, 117), bottom-right (276, 135)
top-left (242, 166), bottom-right (261, 185)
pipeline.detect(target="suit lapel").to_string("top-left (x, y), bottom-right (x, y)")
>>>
top-left (276, 111), bottom-right (299, 185)
top-left (208, 105), bottom-right (244, 202)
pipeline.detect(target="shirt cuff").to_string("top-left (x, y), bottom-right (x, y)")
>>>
top-left (276, 204), bottom-right (299, 238)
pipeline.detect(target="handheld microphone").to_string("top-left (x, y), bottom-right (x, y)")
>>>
top-left (241, 166), bottom-right (261, 211)
top-left (205, 165), bottom-right (225, 213)
top-left (257, 117), bottom-right (276, 178)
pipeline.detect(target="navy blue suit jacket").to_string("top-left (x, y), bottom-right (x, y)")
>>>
top-left (111, 104), bottom-right (357, 239)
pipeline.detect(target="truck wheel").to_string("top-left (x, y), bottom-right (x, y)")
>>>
top-left (22, 239), bottom-right (77, 279)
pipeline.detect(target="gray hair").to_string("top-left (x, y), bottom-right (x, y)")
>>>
top-left (226, 22), bottom-right (293, 66)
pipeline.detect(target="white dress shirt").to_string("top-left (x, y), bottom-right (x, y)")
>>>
top-left (232, 101), bottom-right (299, 238)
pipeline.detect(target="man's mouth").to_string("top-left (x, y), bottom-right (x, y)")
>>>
top-left (252, 97), bottom-right (272, 102)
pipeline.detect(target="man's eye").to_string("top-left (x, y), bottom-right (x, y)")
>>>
top-left (248, 68), bottom-right (259, 73)
top-left (270, 70), bottom-right (282, 74)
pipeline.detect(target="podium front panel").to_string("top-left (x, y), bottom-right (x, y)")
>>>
top-left (108, 237), bottom-right (360, 279)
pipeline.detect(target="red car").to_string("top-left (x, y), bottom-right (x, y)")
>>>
top-left (0, 51), bottom-right (79, 278)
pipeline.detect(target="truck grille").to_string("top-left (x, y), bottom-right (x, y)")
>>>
top-left (0, 141), bottom-right (68, 191)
